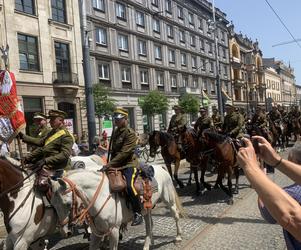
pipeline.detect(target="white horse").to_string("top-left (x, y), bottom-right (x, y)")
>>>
top-left (51, 164), bottom-right (184, 250)
top-left (70, 154), bottom-right (105, 171)
top-left (0, 158), bottom-right (59, 250)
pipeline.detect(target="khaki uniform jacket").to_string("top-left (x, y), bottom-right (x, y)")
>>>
top-left (268, 110), bottom-right (281, 122)
top-left (223, 112), bottom-right (244, 138)
top-left (26, 126), bottom-right (73, 170)
top-left (168, 113), bottom-right (187, 133)
top-left (194, 116), bottom-right (214, 134)
top-left (251, 113), bottom-right (268, 129)
top-left (23, 126), bottom-right (51, 147)
top-left (108, 126), bottom-right (137, 168)
top-left (212, 114), bottom-right (222, 127)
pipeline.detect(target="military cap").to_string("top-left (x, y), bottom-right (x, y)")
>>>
top-left (48, 109), bottom-right (67, 119)
top-left (225, 102), bottom-right (235, 108)
top-left (199, 107), bottom-right (207, 112)
top-left (113, 107), bottom-right (128, 119)
top-left (172, 105), bottom-right (182, 110)
top-left (33, 112), bottom-right (47, 120)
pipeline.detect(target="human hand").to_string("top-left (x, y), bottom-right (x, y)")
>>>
top-left (251, 136), bottom-right (280, 166)
top-left (237, 138), bottom-right (258, 170)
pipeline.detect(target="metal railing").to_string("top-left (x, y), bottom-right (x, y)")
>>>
top-left (52, 72), bottom-right (79, 85)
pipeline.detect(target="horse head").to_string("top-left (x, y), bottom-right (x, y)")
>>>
top-left (51, 179), bottom-right (73, 237)
top-left (148, 130), bottom-right (160, 157)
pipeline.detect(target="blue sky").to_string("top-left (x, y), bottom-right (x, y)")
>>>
top-left (215, 0), bottom-right (301, 84)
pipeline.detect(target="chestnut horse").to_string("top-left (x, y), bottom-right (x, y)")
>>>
top-left (148, 131), bottom-right (185, 188)
top-left (202, 131), bottom-right (240, 204)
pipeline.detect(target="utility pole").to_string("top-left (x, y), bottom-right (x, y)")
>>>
top-left (211, 0), bottom-right (224, 119)
top-left (79, 0), bottom-right (96, 151)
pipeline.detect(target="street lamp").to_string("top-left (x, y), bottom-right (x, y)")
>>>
top-left (208, 0), bottom-right (224, 119)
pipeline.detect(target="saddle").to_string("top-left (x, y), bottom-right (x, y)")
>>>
top-left (106, 164), bottom-right (158, 209)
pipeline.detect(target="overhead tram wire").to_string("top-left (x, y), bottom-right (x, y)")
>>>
top-left (264, 0), bottom-right (301, 50)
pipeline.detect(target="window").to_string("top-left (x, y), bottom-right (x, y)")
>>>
top-left (183, 76), bottom-right (188, 87)
top-left (116, 2), bottom-right (126, 20)
top-left (222, 48), bottom-right (226, 59)
top-left (136, 11), bottom-right (145, 27)
top-left (169, 49), bottom-right (175, 63)
top-left (199, 18), bottom-right (203, 31)
top-left (152, 0), bottom-right (159, 6)
top-left (179, 30), bottom-right (185, 43)
top-left (190, 34), bottom-right (196, 47)
top-left (140, 68), bottom-right (149, 84)
top-left (54, 42), bottom-right (71, 81)
top-left (200, 39), bottom-right (205, 51)
top-left (181, 52), bottom-right (187, 66)
top-left (201, 59), bottom-right (206, 70)
top-left (177, 6), bottom-right (184, 19)
top-left (188, 12), bottom-right (194, 25)
top-left (92, 0), bottom-right (105, 11)
top-left (154, 45), bottom-right (162, 60)
top-left (118, 34), bottom-right (128, 51)
top-left (138, 40), bottom-right (147, 56)
top-left (171, 74), bottom-right (177, 87)
top-left (209, 61), bottom-right (214, 72)
top-left (157, 71), bottom-right (164, 86)
top-left (51, 0), bottom-right (66, 23)
top-left (208, 42), bottom-right (213, 54)
top-left (224, 65), bottom-right (228, 76)
top-left (166, 0), bottom-right (172, 13)
top-left (211, 80), bottom-right (215, 93)
top-left (18, 34), bottom-right (39, 71)
top-left (120, 65), bottom-right (131, 82)
top-left (95, 27), bottom-right (107, 46)
top-left (153, 19), bottom-right (160, 33)
top-left (15, 0), bottom-right (35, 15)
top-left (98, 63), bottom-right (110, 79)
top-left (193, 78), bottom-right (198, 88)
top-left (23, 97), bottom-right (43, 136)
top-left (166, 24), bottom-right (174, 38)
top-left (192, 56), bottom-right (197, 69)
top-left (221, 31), bottom-right (225, 41)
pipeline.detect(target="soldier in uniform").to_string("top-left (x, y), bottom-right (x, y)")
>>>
top-left (167, 105), bottom-right (187, 150)
top-left (23, 112), bottom-right (51, 150)
top-left (194, 107), bottom-right (214, 136)
top-left (211, 107), bottom-right (222, 131)
top-left (20, 110), bottom-right (74, 174)
top-left (105, 108), bottom-right (142, 226)
top-left (223, 103), bottom-right (244, 139)
top-left (268, 104), bottom-right (282, 137)
top-left (251, 106), bottom-right (272, 142)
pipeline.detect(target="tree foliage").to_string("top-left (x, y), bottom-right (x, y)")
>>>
top-left (92, 84), bottom-right (116, 118)
top-left (138, 90), bottom-right (169, 115)
top-left (179, 93), bottom-right (200, 115)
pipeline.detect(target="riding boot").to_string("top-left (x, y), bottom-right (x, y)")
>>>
top-left (130, 195), bottom-right (143, 226)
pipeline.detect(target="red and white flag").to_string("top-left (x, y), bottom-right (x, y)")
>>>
top-left (0, 70), bottom-right (26, 142)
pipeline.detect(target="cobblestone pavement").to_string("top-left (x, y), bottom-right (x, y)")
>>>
top-left (0, 151), bottom-right (293, 250)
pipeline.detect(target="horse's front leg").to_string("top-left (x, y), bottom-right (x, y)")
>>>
top-left (226, 174), bottom-right (234, 205)
top-left (174, 160), bottom-right (184, 188)
top-left (191, 164), bottom-right (202, 195)
top-left (166, 164), bottom-right (173, 179)
top-left (109, 227), bottom-right (120, 250)
top-left (200, 157), bottom-right (211, 191)
top-left (89, 233), bottom-right (103, 250)
top-left (144, 212), bottom-right (153, 250)
top-left (233, 166), bottom-right (239, 194)
top-left (187, 167), bottom-right (192, 186)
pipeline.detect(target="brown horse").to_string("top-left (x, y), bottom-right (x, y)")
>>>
top-left (179, 127), bottom-right (213, 195)
top-left (148, 130), bottom-right (185, 188)
top-left (202, 131), bottom-right (240, 204)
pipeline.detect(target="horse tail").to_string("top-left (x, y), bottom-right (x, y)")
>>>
top-left (173, 188), bottom-right (187, 218)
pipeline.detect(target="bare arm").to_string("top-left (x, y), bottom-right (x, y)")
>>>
top-left (238, 139), bottom-right (301, 241)
top-left (252, 135), bottom-right (301, 184)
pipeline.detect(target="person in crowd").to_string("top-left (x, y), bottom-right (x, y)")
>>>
top-left (237, 135), bottom-right (301, 247)
top-left (104, 108), bottom-right (142, 226)
top-left (96, 130), bottom-right (109, 164)
top-left (211, 107), bottom-right (222, 131)
top-left (71, 133), bottom-right (80, 156)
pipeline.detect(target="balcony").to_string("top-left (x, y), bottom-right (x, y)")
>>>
top-left (231, 56), bottom-right (241, 69)
top-left (52, 72), bottom-right (79, 95)
top-left (233, 79), bottom-right (245, 88)
top-left (246, 64), bottom-right (256, 72)
top-left (179, 87), bottom-right (201, 95)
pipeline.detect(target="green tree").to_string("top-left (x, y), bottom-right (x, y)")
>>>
top-left (179, 93), bottom-right (199, 115)
top-left (92, 84), bottom-right (116, 132)
top-left (138, 90), bottom-right (169, 115)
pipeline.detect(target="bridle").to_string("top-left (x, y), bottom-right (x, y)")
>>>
top-left (59, 173), bottom-right (113, 237)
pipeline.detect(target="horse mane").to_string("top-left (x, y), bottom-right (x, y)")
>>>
top-left (203, 131), bottom-right (226, 143)
top-left (159, 131), bottom-right (174, 142)
top-left (186, 127), bottom-right (197, 138)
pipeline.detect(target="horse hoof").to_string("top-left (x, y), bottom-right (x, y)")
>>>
top-left (227, 199), bottom-right (234, 205)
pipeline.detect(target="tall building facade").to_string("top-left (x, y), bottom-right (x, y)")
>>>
top-left (0, 0), bottom-right (87, 140)
top-left (86, 0), bottom-right (230, 132)
top-left (228, 25), bottom-right (264, 114)
top-left (264, 67), bottom-right (281, 111)
top-left (263, 58), bottom-right (296, 107)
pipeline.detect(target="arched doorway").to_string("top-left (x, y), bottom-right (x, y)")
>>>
top-left (58, 102), bottom-right (77, 134)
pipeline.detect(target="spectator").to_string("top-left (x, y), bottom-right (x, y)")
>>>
top-left (95, 130), bottom-right (109, 164)
top-left (237, 136), bottom-right (301, 247)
